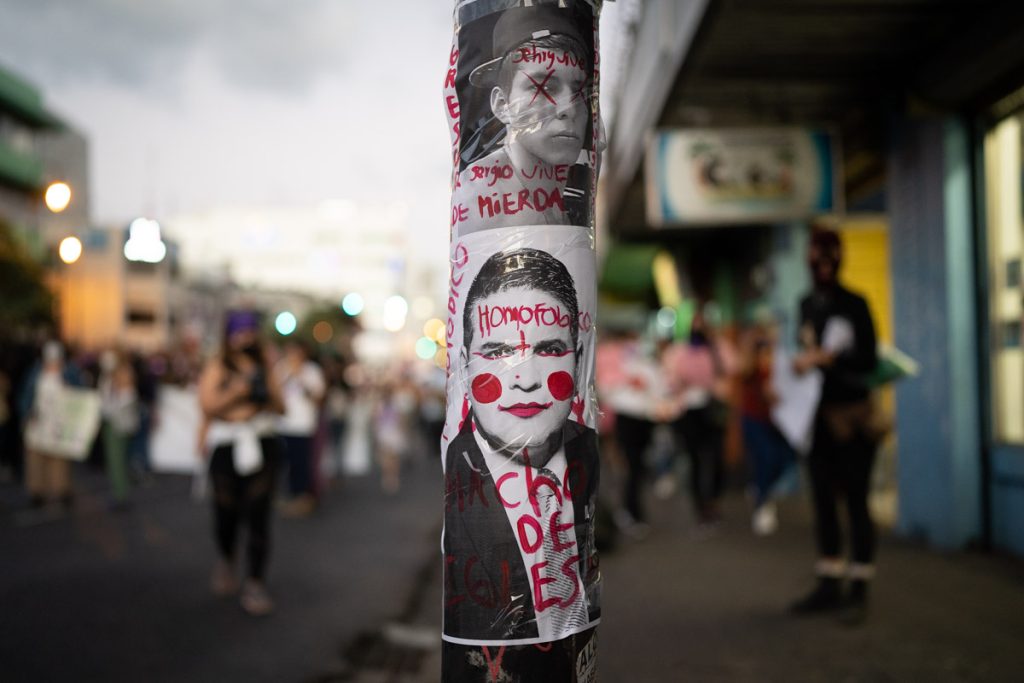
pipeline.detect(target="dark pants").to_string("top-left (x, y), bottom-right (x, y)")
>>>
top-left (281, 434), bottom-right (314, 497)
top-left (808, 407), bottom-right (877, 565)
top-left (676, 405), bottom-right (725, 519)
top-left (741, 416), bottom-right (795, 507)
top-left (615, 414), bottom-right (654, 523)
top-left (209, 438), bottom-right (279, 580)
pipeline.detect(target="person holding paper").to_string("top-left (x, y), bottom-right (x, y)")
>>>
top-left (789, 227), bottom-right (880, 625)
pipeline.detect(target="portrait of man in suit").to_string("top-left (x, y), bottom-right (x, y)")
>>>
top-left (443, 247), bottom-right (600, 644)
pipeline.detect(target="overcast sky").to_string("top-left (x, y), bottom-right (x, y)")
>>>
top-left (0, 0), bottom-right (628, 289)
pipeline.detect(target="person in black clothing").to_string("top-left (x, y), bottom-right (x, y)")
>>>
top-left (790, 227), bottom-right (880, 625)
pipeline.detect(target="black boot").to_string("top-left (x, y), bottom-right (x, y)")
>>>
top-left (789, 576), bottom-right (842, 615)
top-left (838, 579), bottom-right (869, 626)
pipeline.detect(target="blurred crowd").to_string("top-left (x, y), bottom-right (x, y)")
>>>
top-left (1, 228), bottom-right (885, 623)
top-left (595, 303), bottom-right (797, 545)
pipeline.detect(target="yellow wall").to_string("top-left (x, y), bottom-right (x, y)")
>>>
top-left (838, 218), bottom-right (893, 345)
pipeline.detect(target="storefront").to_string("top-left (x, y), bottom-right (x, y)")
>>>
top-left (981, 91), bottom-right (1024, 554)
top-left (601, 0), bottom-right (1024, 556)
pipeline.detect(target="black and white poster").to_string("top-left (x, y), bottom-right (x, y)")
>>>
top-left (442, 0), bottom-right (603, 671)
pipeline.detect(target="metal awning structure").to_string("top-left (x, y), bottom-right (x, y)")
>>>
top-left (604, 0), bottom-right (1024, 235)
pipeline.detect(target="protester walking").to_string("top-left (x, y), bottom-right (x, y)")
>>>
top-left (737, 312), bottom-right (794, 535)
top-left (664, 307), bottom-right (736, 530)
top-left (20, 341), bottom-right (84, 509)
top-left (274, 340), bottom-right (325, 517)
top-left (99, 350), bottom-right (139, 509)
top-left (198, 311), bottom-right (284, 616)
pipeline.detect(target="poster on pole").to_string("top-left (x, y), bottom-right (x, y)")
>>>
top-left (442, 1), bottom-right (603, 679)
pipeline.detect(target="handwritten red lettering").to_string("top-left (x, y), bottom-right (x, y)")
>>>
top-left (558, 554), bottom-right (581, 607)
top-left (548, 510), bottom-right (575, 552)
top-left (476, 302), bottom-right (573, 338)
top-left (495, 472), bottom-right (520, 509)
top-left (476, 187), bottom-right (565, 220)
top-left (445, 554), bottom-right (465, 607)
top-left (451, 203), bottom-right (469, 227)
top-left (531, 561), bottom-right (559, 612)
top-left (520, 164), bottom-right (569, 183)
top-left (464, 555), bottom-right (511, 609)
top-left (446, 94), bottom-right (460, 120)
top-left (445, 242), bottom-right (471, 377)
top-left (469, 161), bottom-right (514, 187)
top-left (510, 46), bottom-right (586, 73)
top-left (526, 466), bottom-right (562, 518)
top-left (517, 514), bottom-right (543, 554)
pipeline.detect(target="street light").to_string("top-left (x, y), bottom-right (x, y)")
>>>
top-left (58, 236), bottom-right (82, 264)
top-left (45, 182), bottom-right (72, 213)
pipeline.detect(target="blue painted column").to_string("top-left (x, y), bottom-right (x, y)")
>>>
top-left (887, 116), bottom-right (982, 549)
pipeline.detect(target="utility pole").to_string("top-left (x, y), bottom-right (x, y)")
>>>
top-left (442, 1), bottom-right (605, 681)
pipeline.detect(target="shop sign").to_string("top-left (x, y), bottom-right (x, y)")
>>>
top-left (645, 127), bottom-right (839, 226)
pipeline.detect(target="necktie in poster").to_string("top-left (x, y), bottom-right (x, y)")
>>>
top-left (442, 1), bottom-right (603, 680)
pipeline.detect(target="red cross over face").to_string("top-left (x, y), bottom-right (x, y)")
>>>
top-left (464, 287), bottom-right (577, 457)
top-left (500, 54), bottom-right (589, 167)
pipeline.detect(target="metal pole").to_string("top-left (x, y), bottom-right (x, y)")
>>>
top-left (442, 1), bottom-right (605, 680)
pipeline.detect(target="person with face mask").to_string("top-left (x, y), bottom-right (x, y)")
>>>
top-left (789, 227), bottom-right (880, 625)
top-left (197, 310), bottom-right (284, 616)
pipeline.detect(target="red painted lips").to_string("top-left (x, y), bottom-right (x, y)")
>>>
top-left (499, 402), bottom-right (552, 418)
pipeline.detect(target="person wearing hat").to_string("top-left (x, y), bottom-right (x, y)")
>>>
top-left (198, 310), bottom-right (285, 616)
top-left (455, 3), bottom-right (593, 235)
top-left (789, 227), bottom-right (880, 625)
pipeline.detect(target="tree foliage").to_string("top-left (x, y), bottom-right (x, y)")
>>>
top-left (0, 219), bottom-right (54, 333)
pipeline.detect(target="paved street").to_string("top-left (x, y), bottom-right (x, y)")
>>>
top-left (0, 457), bottom-right (443, 683)
top-left (4, 454), bottom-right (1024, 682)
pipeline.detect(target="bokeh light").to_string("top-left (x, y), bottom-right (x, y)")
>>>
top-left (415, 336), bottom-right (438, 360)
top-left (383, 295), bottom-right (409, 332)
top-left (657, 306), bottom-right (677, 329)
top-left (342, 292), bottom-right (364, 316)
top-left (423, 318), bottom-right (444, 341)
top-left (275, 311), bottom-right (297, 336)
top-left (45, 182), bottom-right (72, 213)
top-left (58, 236), bottom-right (83, 264)
top-left (313, 321), bottom-right (333, 344)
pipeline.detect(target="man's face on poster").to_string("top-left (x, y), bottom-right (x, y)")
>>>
top-left (464, 287), bottom-right (577, 462)
top-left (495, 52), bottom-right (589, 167)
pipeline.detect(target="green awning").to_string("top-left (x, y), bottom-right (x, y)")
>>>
top-left (599, 244), bottom-right (659, 299)
top-left (0, 64), bottom-right (63, 129)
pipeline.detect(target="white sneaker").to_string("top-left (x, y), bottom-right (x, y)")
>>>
top-left (752, 503), bottom-right (778, 536)
top-left (653, 474), bottom-right (677, 500)
top-left (240, 580), bottom-right (275, 616)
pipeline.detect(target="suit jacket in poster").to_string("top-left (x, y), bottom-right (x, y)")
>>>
top-left (442, 412), bottom-right (601, 643)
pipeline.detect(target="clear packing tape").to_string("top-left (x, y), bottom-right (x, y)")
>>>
top-left (441, 2), bottom-right (604, 676)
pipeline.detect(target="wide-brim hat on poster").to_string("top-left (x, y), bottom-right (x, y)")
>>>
top-left (469, 3), bottom-right (587, 88)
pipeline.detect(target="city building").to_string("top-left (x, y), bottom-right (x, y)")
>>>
top-left (601, 0), bottom-right (1024, 556)
top-left (0, 63), bottom-right (89, 256)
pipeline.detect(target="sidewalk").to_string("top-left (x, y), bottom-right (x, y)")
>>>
top-left (387, 483), bottom-right (1024, 682)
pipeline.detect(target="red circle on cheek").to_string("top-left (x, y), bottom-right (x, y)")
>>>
top-left (547, 371), bottom-right (575, 401)
top-left (471, 373), bottom-right (502, 404)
